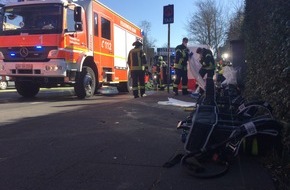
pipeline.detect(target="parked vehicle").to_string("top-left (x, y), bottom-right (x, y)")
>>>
top-left (0, 0), bottom-right (142, 98)
top-left (0, 75), bottom-right (14, 90)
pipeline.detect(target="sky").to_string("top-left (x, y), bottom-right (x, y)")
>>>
top-left (100, 0), bottom-right (241, 48)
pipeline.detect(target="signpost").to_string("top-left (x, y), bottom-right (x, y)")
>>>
top-left (163, 4), bottom-right (174, 92)
top-left (163, 4), bottom-right (174, 24)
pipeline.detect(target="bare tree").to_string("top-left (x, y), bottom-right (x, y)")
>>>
top-left (187, 0), bottom-right (227, 57)
top-left (219, 1), bottom-right (245, 57)
top-left (139, 20), bottom-right (156, 51)
top-left (227, 4), bottom-right (244, 42)
top-left (139, 20), bottom-right (156, 67)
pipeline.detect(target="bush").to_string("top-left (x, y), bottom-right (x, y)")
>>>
top-left (242, 1), bottom-right (290, 189)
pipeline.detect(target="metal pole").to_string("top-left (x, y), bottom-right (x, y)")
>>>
top-left (167, 23), bottom-right (170, 93)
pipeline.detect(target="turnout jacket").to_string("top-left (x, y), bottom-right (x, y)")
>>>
top-left (127, 47), bottom-right (147, 71)
top-left (174, 44), bottom-right (190, 70)
top-left (153, 60), bottom-right (167, 73)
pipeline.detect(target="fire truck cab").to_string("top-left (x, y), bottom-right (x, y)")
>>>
top-left (0, 0), bottom-right (142, 98)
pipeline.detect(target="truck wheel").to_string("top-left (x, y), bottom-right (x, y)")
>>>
top-left (15, 81), bottom-right (40, 97)
top-left (117, 70), bottom-right (132, 92)
top-left (74, 66), bottom-right (96, 99)
top-left (117, 80), bottom-right (131, 92)
top-left (0, 81), bottom-right (8, 90)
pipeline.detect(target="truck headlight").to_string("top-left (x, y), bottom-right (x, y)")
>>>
top-left (45, 65), bottom-right (63, 71)
top-left (47, 50), bottom-right (59, 59)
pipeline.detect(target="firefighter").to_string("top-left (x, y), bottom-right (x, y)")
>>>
top-left (152, 56), bottom-right (167, 90)
top-left (196, 47), bottom-right (216, 95)
top-left (216, 59), bottom-right (226, 87)
top-left (127, 39), bottom-right (147, 98)
top-left (173, 37), bottom-right (191, 95)
top-left (196, 47), bottom-right (216, 79)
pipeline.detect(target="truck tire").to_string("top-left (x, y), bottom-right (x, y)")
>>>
top-left (117, 80), bottom-right (131, 92)
top-left (15, 81), bottom-right (40, 97)
top-left (74, 66), bottom-right (96, 99)
top-left (117, 69), bottom-right (131, 92)
top-left (0, 81), bottom-right (8, 90)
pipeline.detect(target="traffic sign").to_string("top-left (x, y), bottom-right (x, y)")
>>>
top-left (163, 4), bottom-right (174, 24)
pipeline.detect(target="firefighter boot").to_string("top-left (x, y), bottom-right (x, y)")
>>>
top-left (173, 87), bottom-right (178, 96)
top-left (182, 89), bottom-right (189, 95)
top-left (133, 90), bottom-right (139, 98)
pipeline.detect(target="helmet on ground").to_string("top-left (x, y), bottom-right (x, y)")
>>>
top-left (132, 39), bottom-right (143, 46)
top-left (158, 56), bottom-right (163, 61)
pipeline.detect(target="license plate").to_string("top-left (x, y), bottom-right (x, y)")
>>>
top-left (16, 64), bottom-right (33, 69)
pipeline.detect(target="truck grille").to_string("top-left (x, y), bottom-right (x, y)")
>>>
top-left (0, 46), bottom-right (57, 62)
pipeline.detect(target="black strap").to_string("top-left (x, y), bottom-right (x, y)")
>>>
top-left (162, 154), bottom-right (184, 168)
top-left (181, 153), bottom-right (229, 178)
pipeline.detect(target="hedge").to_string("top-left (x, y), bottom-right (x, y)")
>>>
top-left (243, 0), bottom-right (290, 123)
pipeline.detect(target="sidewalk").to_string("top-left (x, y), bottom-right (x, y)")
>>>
top-left (135, 90), bottom-right (276, 190)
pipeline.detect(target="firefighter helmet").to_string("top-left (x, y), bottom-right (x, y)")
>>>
top-left (158, 56), bottom-right (163, 61)
top-left (132, 39), bottom-right (143, 46)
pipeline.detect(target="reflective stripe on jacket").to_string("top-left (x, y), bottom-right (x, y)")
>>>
top-left (174, 44), bottom-right (189, 70)
top-left (128, 47), bottom-right (147, 71)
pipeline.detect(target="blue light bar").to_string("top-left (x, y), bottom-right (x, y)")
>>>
top-left (10, 53), bottom-right (16, 57)
top-left (36, 46), bottom-right (43, 49)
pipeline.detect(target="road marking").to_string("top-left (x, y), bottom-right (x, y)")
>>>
top-left (30, 102), bottom-right (43, 105)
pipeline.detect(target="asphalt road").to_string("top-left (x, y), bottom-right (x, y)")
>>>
top-left (0, 89), bottom-right (276, 190)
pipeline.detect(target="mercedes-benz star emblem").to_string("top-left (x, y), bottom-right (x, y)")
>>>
top-left (19, 47), bottom-right (29, 58)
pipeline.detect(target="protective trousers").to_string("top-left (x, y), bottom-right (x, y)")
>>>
top-left (161, 67), bottom-right (168, 86)
top-left (131, 70), bottom-right (145, 97)
top-left (173, 68), bottom-right (188, 94)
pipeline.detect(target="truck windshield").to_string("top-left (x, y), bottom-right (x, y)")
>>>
top-left (0, 4), bottom-right (62, 36)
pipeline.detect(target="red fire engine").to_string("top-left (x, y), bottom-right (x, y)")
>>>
top-left (0, 0), bottom-right (142, 98)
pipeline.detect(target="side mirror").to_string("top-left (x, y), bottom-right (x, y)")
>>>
top-left (74, 6), bottom-right (82, 22)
